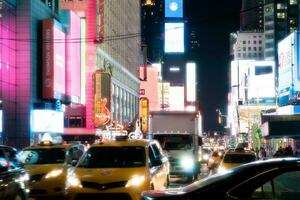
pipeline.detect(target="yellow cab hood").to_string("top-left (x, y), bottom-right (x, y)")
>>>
top-left (25, 163), bottom-right (64, 175)
top-left (74, 167), bottom-right (147, 183)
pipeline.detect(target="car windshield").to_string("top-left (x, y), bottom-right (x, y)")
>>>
top-left (17, 148), bottom-right (66, 165)
top-left (223, 154), bottom-right (256, 163)
top-left (154, 134), bottom-right (193, 150)
top-left (78, 146), bottom-right (146, 168)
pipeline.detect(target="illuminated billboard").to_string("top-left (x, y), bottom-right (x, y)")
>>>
top-left (94, 71), bottom-right (111, 128)
top-left (170, 86), bottom-right (184, 111)
top-left (61, 10), bottom-right (81, 104)
top-left (186, 63), bottom-right (196, 102)
top-left (0, 110), bottom-right (2, 132)
top-left (42, 19), bottom-right (66, 100)
top-left (140, 97), bottom-right (149, 133)
top-left (165, 0), bottom-right (183, 18)
top-left (32, 110), bottom-right (64, 133)
top-left (164, 23), bottom-right (184, 53)
top-left (278, 32), bottom-right (300, 105)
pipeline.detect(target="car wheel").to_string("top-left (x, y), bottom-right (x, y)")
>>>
top-left (14, 192), bottom-right (24, 200)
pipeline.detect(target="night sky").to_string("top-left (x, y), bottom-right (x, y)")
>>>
top-left (188, 1), bottom-right (242, 132)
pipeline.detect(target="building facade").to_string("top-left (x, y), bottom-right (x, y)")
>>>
top-left (0, 0), bottom-right (69, 147)
top-left (231, 31), bottom-right (265, 60)
top-left (240, 0), bottom-right (264, 31)
top-left (264, 0), bottom-right (298, 61)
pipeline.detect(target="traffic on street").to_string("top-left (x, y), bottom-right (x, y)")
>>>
top-left (1, 0), bottom-right (300, 200)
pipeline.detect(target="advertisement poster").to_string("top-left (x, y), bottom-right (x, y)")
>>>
top-left (159, 82), bottom-right (170, 110)
top-left (42, 19), bottom-right (66, 100)
top-left (278, 33), bottom-right (294, 94)
top-left (94, 71), bottom-right (111, 128)
top-left (140, 98), bottom-right (149, 133)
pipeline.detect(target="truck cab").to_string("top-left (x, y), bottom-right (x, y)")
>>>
top-left (153, 132), bottom-right (199, 182)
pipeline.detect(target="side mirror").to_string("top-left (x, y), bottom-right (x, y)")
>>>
top-left (71, 160), bottom-right (78, 167)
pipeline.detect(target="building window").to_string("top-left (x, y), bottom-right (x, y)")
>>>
top-left (290, 0), bottom-right (298, 5)
top-left (277, 3), bottom-right (286, 9)
top-left (248, 41), bottom-right (250, 44)
top-left (259, 40), bottom-right (262, 44)
top-left (243, 41), bottom-right (246, 44)
top-left (243, 53), bottom-right (246, 57)
top-left (238, 53), bottom-right (241, 57)
top-left (253, 40), bottom-right (257, 44)
top-left (259, 47), bottom-right (262, 51)
top-left (248, 53), bottom-right (252, 57)
top-left (254, 47), bottom-right (257, 51)
top-left (243, 47), bottom-right (246, 51)
top-left (254, 53), bottom-right (257, 57)
top-left (248, 47), bottom-right (251, 51)
top-left (277, 12), bottom-right (286, 19)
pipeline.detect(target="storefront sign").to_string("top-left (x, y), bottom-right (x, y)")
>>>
top-left (140, 98), bottom-right (149, 133)
top-left (94, 71), bottom-right (111, 127)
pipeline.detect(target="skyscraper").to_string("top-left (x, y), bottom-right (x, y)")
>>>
top-left (240, 0), bottom-right (264, 31)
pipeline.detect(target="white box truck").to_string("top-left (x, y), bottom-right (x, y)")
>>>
top-left (149, 111), bottom-right (202, 181)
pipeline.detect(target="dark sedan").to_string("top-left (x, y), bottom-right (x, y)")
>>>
top-left (142, 158), bottom-right (300, 200)
top-left (0, 149), bottom-right (29, 200)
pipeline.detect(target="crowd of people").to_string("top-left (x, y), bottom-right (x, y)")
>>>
top-left (273, 145), bottom-right (299, 157)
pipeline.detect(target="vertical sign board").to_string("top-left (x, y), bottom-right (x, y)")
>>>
top-left (94, 71), bottom-right (111, 128)
top-left (42, 19), bottom-right (66, 100)
top-left (96, 0), bottom-right (105, 42)
top-left (278, 32), bottom-right (299, 105)
top-left (140, 98), bottom-right (149, 133)
top-left (165, 0), bottom-right (183, 18)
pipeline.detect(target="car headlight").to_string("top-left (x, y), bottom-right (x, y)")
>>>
top-left (45, 169), bottom-right (63, 179)
top-left (180, 156), bottom-right (194, 171)
top-left (66, 174), bottom-right (82, 189)
top-left (125, 175), bottom-right (145, 188)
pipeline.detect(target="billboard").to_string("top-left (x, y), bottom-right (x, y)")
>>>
top-left (140, 97), bottom-right (149, 133)
top-left (165, 0), bottom-right (183, 18)
top-left (61, 11), bottom-right (81, 103)
top-left (42, 19), bottom-right (66, 100)
top-left (186, 63), bottom-right (196, 102)
top-left (169, 86), bottom-right (184, 111)
top-left (0, 110), bottom-right (2, 132)
top-left (159, 82), bottom-right (170, 110)
top-left (164, 23), bottom-right (184, 53)
top-left (278, 32), bottom-right (300, 104)
top-left (32, 110), bottom-right (64, 133)
top-left (94, 71), bottom-right (111, 128)
top-left (248, 61), bottom-right (275, 101)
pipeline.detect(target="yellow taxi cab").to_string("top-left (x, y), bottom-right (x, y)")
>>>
top-left (218, 149), bottom-right (257, 173)
top-left (17, 141), bottom-right (85, 199)
top-left (65, 137), bottom-right (169, 200)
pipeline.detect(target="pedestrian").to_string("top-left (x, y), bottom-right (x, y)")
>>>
top-left (259, 147), bottom-right (267, 160)
top-left (207, 151), bottom-right (221, 175)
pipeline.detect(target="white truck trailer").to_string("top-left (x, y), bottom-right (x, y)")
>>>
top-left (149, 111), bottom-right (202, 181)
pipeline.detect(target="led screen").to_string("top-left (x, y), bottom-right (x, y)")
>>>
top-left (164, 23), bottom-right (184, 53)
top-left (0, 110), bottom-right (2, 132)
top-left (186, 63), bottom-right (196, 102)
top-left (32, 110), bottom-right (64, 133)
top-left (165, 0), bottom-right (183, 18)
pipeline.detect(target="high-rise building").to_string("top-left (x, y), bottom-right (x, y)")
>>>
top-left (61, 0), bottom-right (141, 128)
top-left (231, 31), bottom-right (265, 60)
top-left (240, 0), bottom-right (264, 31)
top-left (141, 0), bottom-right (164, 63)
top-left (264, 0), bottom-right (298, 61)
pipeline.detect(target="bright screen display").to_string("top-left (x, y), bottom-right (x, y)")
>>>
top-left (32, 110), bottom-right (64, 133)
top-left (165, 0), bottom-right (183, 18)
top-left (186, 63), bottom-right (196, 102)
top-left (164, 23), bottom-right (184, 53)
top-left (53, 25), bottom-right (66, 97)
top-left (0, 110), bottom-right (2, 132)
